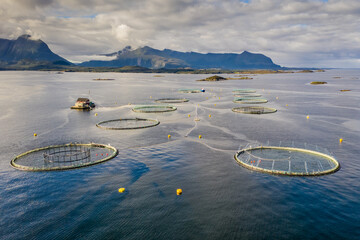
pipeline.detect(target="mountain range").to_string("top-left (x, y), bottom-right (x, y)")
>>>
top-left (80, 46), bottom-right (281, 69)
top-left (0, 35), bottom-right (281, 70)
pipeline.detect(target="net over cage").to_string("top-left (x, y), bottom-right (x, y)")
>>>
top-left (233, 93), bottom-right (262, 98)
top-left (10, 143), bottom-right (118, 171)
top-left (232, 106), bottom-right (277, 114)
top-left (233, 98), bottom-right (268, 104)
top-left (155, 98), bottom-right (189, 103)
top-left (178, 89), bottom-right (203, 93)
top-left (96, 118), bottom-right (160, 130)
top-left (232, 89), bottom-right (257, 93)
top-left (234, 144), bottom-right (340, 176)
top-left (132, 105), bottom-right (177, 113)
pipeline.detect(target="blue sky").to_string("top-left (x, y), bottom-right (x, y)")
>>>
top-left (1, 0), bottom-right (360, 68)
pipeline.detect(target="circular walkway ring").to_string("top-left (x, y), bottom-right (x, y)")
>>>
top-left (233, 98), bottom-right (268, 104)
top-left (234, 94), bottom-right (262, 98)
top-left (232, 89), bottom-right (257, 93)
top-left (155, 98), bottom-right (189, 103)
top-left (10, 143), bottom-right (118, 171)
top-left (232, 106), bottom-right (277, 114)
top-left (132, 105), bottom-right (177, 113)
top-left (96, 118), bottom-right (160, 130)
top-left (234, 146), bottom-right (340, 176)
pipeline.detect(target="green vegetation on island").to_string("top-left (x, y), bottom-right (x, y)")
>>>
top-left (310, 81), bottom-right (327, 85)
top-left (197, 75), bottom-right (227, 81)
top-left (197, 75), bottom-right (254, 81)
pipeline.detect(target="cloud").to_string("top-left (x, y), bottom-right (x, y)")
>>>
top-left (0, 0), bottom-right (360, 67)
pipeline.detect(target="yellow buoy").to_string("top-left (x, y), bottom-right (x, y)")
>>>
top-left (118, 188), bottom-right (125, 193)
top-left (33, 133), bottom-right (37, 137)
top-left (168, 134), bottom-right (171, 139)
top-left (177, 189), bottom-right (182, 195)
top-left (306, 115), bottom-right (310, 119)
top-left (209, 114), bottom-right (211, 118)
top-left (188, 114), bottom-right (191, 117)
top-left (199, 135), bottom-right (202, 139)
top-left (95, 113), bottom-right (98, 116)
top-left (339, 138), bottom-right (343, 143)
top-left (285, 104), bottom-right (288, 107)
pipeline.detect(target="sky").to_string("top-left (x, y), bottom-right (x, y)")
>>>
top-left (1, 0), bottom-right (360, 68)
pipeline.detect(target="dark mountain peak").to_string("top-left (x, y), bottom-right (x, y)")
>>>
top-left (119, 45), bottom-right (132, 54)
top-left (140, 46), bottom-right (154, 50)
top-left (0, 35), bottom-right (70, 64)
top-left (18, 34), bottom-right (32, 39)
top-left (136, 46), bottom-right (157, 54)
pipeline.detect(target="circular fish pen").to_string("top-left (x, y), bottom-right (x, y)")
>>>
top-left (233, 98), bottom-right (268, 104)
top-left (155, 98), bottom-right (189, 103)
top-left (96, 118), bottom-right (160, 130)
top-left (232, 89), bottom-right (256, 93)
top-left (10, 143), bottom-right (118, 171)
top-left (232, 106), bottom-right (277, 114)
top-left (132, 105), bottom-right (177, 113)
top-left (234, 93), bottom-right (262, 98)
top-left (178, 89), bottom-right (203, 93)
top-left (234, 145), bottom-right (340, 176)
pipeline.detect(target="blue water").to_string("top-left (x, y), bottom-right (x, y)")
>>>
top-left (0, 70), bottom-right (359, 239)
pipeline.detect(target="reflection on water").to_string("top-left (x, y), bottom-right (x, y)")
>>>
top-left (0, 70), bottom-right (360, 239)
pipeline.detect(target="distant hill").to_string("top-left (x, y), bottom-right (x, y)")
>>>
top-left (0, 35), bottom-right (71, 67)
top-left (0, 35), bottom-right (281, 70)
top-left (80, 46), bottom-right (281, 70)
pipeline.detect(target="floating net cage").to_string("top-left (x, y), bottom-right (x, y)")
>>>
top-left (233, 98), bottom-right (268, 104)
top-left (178, 89), bottom-right (202, 93)
top-left (234, 93), bottom-right (262, 98)
top-left (232, 89), bottom-right (256, 93)
top-left (132, 105), bottom-right (177, 113)
top-left (96, 118), bottom-right (160, 130)
top-left (155, 98), bottom-right (189, 103)
top-left (232, 106), bottom-right (277, 114)
top-left (234, 142), bottom-right (340, 176)
top-left (10, 143), bottom-right (118, 171)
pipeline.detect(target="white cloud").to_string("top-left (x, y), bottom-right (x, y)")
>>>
top-left (1, 0), bottom-right (360, 67)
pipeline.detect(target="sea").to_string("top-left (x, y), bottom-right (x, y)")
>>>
top-left (0, 70), bottom-right (359, 239)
